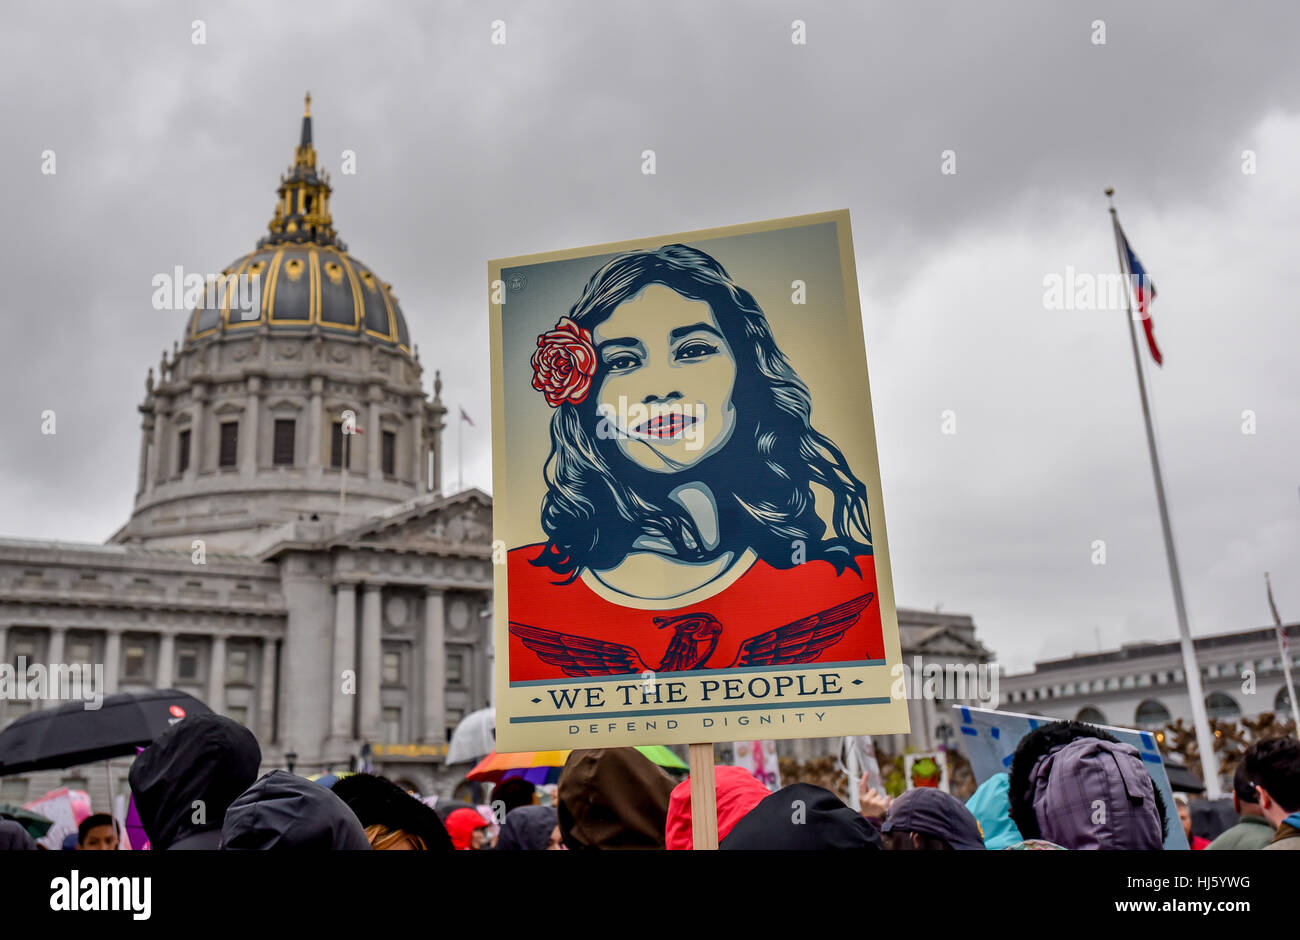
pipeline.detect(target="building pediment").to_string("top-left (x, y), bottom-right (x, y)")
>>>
top-left (904, 624), bottom-right (992, 660)
top-left (336, 489), bottom-right (493, 553)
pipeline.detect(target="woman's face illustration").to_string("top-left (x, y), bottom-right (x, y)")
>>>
top-left (592, 284), bottom-right (737, 473)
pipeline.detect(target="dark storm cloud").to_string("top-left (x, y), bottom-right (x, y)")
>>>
top-left (1, 1), bottom-right (1296, 670)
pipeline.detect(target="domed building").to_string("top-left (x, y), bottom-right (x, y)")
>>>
top-left (114, 93), bottom-right (439, 554)
top-left (0, 98), bottom-right (492, 813)
top-left (0, 98), bottom-right (1002, 825)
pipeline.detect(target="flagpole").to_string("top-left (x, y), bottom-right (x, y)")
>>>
top-left (457, 409), bottom-right (464, 493)
top-left (1107, 188), bottom-right (1222, 798)
top-left (339, 431), bottom-right (348, 519)
top-left (1267, 573), bottom-right (1298, 729)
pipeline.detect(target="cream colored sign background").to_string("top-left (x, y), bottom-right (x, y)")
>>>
top-left (489, 210), bottom-right (909, 750)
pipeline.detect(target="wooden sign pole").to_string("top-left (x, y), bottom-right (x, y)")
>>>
top-left (688, 742), bottom-right (719, 850)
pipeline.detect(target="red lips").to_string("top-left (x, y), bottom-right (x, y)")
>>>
top-left (635, 413), bottom-right (696, 438)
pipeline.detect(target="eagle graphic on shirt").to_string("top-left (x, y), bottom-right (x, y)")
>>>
top-left (510, 592), bottom-right (873, 676)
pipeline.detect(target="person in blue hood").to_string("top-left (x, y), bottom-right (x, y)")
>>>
top-left (965, 773), bottom-right (1023, 850)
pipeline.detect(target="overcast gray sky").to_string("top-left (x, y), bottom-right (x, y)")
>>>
top-left (1, 1), bottom-right (1297, 672)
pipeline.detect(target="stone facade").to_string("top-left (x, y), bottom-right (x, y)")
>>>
top-left (112, 328), bottom-right (445, 556)
top-left (0, 491), bottom-right (494, 809)
top-left (999, 626), bottom-right (1298, 733)
top-left (0, 99), bottom-right (490, 812)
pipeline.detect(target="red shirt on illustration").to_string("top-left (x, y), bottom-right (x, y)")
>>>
top-left (506, 544), bottom-right (885, 682)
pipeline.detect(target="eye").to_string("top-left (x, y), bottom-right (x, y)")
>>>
top-left (605, 351), bottom-right (641, 372)
top-left (674, 340), bottom-right (719, 362)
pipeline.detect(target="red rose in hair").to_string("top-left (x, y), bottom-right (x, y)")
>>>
top-left (531, 316), bottom-right (596, 407)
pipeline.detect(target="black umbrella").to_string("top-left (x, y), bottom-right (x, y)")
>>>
top-left (1163, 760), bottom-right (1207, 794)
top-left (0, 689), bottom-right (213, 775)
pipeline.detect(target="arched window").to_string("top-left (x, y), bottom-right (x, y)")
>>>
top-left (1077, 706), bottom-right (1107, 725)
top-left (1276, 686), bottom-right (1292, 718)
top-left (1205, 691), bottom-right (1241, 720)
top-left (1135, 699), bottom-right (1171, 728)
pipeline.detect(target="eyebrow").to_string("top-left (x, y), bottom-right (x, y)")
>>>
top-left (597, 337), bottom-right (641, 354)
top-left (668, 323), bottom-right (723, 343)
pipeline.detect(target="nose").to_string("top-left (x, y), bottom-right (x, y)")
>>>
top-left (641, 390), bottom-right (682, 405)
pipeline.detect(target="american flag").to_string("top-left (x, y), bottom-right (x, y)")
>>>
top-left (1119, 225), bottom-right (1162, 366)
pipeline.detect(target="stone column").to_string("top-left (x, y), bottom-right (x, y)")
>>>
top-left (330, 582), bottom-right (357, 740)
top-left (409, 403), bottom-right (425, 490)
top-left (307, 374), bottom-right (324, 479)
top-left (359, 583), bottom-right (383, 741)
top-left (0, 625), bottom-right (6, 670)
top-left (209, 635), bottom-right (227, 714)
top-left (422, 589), bottom-right (446, 745)
top-left (367, 385), bottom-right (383, 482)
top-left (241, 375), bottom-right (262, 477)
top-left (136, 419), bottom-right (151, 495)
top-left (484, 593), bottom-right (495, 710)
top-left (157, 632), bottom-right (175, 689)
top-left (145, 410), bottom-right (164, 492)
top-left (187, 383), bottom-right (208, 482)
top-left (259, 638), bottom-right (277, 744)
top-left (910, 694), bottom-right (932, 751)
top-left (277, 552), bottom-right (335, 773)
top-left (48, 626), bottom-right (66, 666)
top-left (430, 412), bottom-right (443, 495)
top-left (104, 629), bottom-right (121, 694)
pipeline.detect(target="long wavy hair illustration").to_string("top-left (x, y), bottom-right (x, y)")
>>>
top-left (527, 244), bottom-right (873, 582)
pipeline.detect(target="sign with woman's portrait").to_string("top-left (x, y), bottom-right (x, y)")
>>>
top-left (489, 211), bottom-right (908, 749)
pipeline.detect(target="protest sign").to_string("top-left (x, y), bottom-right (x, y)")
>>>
top-left (844, 734), bottom-right (885, 806)
top-left (730, 740), bottom-right (780, 791)
top-left (954, 704), bottom-right (1190, 850)
top-left (490, 211), bottom-right (908, 751)
top-left (24, 786), bottom-right (91, 850)
top-left (904, 751), bottom-right (949, 791)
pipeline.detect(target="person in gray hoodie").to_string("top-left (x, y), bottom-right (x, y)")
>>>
top-left (128, 713), bottom-right (262, 850)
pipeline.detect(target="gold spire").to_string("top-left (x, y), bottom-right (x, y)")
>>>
top-left (258, 96), bottom-right (340, 249)
top-left (294, 91), bottom-right (317, 170)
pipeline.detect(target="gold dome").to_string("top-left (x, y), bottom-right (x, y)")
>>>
top-left (185, 95), bottom-right (410, 352)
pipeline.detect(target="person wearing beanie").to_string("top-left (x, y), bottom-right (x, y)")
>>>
top-left (882, 787), bottom-right (988, 850)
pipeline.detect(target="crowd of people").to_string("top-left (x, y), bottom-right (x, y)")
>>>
top-left (1, 714), bottom-right (1297, 850)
